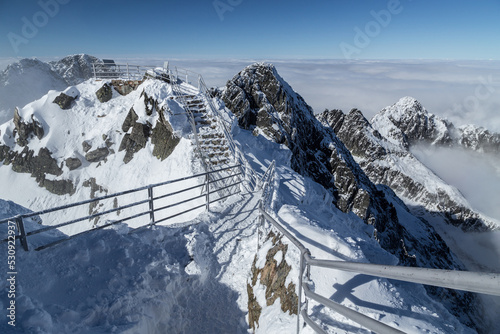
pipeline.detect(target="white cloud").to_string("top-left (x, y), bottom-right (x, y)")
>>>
top-left (411, 144), bottom-right (500, 222)
top-left (143, 58), bottom-right (500, 132)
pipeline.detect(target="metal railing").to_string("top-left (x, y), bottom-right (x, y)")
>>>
top-left (198, 75), bottom-right (260, 191)
top-left (257, 204), bottom-right (500, 334)
top-left (1, 165), bottom-right (242, 252)
top-left (92, 63), bottom-right (165, 81)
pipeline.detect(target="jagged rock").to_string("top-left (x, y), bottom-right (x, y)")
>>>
top-left (151, 120), bottom-right (180, 161)
top-left (372, 96), bottom-right (500, 154)
top-left (122, 108), bottom-right (139, 132)
top-left (320, 103), bottom-right (492, 232)
top-left (248, 231), bottom-right (298, 330)
top-left (53, 92), bottom-right (77, 110)
top-left (119, 122), bottom-right (151, 164)
top-left (40, 178), bottom-right (75, 196)
top-left (85, 147), bottom-right (109, 163)
top-left (82, 141), bottom-right (92, 153)
top-left (65, 157), bottom-right (82, 170)
top-left (13, 108), bottom-right (44, 146)
top-left (95, 83), bottom-right (113, 103)
top-left (141, 90), bottom-right (156, 116)
top-left (0, 145), bottom-right (73, 195)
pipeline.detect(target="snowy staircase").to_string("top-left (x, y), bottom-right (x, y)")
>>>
top-left (182, 94), bottom-right (232, 168)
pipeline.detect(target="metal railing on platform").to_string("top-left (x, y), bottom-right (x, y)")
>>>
top-left (0, 165), bottom-right (242, 252)
top-left (257, 203), bottom-right (500, 334)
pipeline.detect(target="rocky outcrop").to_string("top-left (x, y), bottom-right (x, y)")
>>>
top-left (112, 80), bottom-right (142, 96)
top-left (218, 63), bottom-right (418, 263)
top-left (248, 231), bottom-right (298, 331)
top-left (95, 83), bottom-right (113, 103)
top-left (85, 147), bottom-right (110, 163)
top-left (151, 119), bottom-right (180, 161)
top-left (13, 108), bottom-right (44, 146)
top-left (65, 157), bottom-right (82, 170)
top-left (53, 92), bottom-right (77, 110)
top-left (0, 145), bottom-right (74, 196)
top-left (119, 107), bottom-right (152, 164)
top-left (119, 92), bottom-right (180, 164)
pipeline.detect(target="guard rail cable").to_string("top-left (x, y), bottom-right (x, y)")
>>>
top-left (257, 204), bottom-right (500, 334)
top-left (1, 165), bottom-right (242, 252)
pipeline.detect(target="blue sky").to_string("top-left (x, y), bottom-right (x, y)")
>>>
top-left (1, 0), bottom-right (499, 60)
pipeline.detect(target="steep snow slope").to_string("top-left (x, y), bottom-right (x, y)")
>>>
top-left (0, 77), bottom-right (201, 235)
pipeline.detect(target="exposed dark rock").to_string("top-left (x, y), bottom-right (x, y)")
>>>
top-left (95, 83), bottom-right (113, 103)
top-left (151, 119), bottom-right (180, 161)
top-left (82, 141), bottom-right (92, 153)
top-left (53, 92), bottom-right (77, 110)
top-left (82, 177), bottom-right (108, 226)
top-left (319, 106), bottom-right (490, 233)
top-left (40, 178), bottom-right (75, 196)
top-left (225, 63), bottom-right (483, 331)
top-left (248, 231), bottom-right (298, 330)
top-left (372, 96), bottom-right (500, 154)
top-left (65, 157), bottom-right (82, 170)
top-left (1, 145), bottom-right (73, 195)
top-left (122, 108), bottom-right (139, 133)
top-left (13, 108), bottom-right (44, 146)
top-left (85, 147), bottom-right (109, 163)
top-left (141, 90), bottom-right (156, 116)
top-left (119, 122), bottom-right (152, 164)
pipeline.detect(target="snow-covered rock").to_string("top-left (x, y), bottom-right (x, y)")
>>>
top-left (0, 54), bottom-right (101, 124)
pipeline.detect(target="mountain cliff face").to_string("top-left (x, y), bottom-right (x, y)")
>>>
top-left (217, 63), bottom-right (483, 331)
top-left (317, 102), bottom-right (496, 232)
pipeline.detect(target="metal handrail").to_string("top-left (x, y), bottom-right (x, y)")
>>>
top-left (257, 204), bottom-right (500, 333)
top-left (2, 165), bottom-right (242, 251)
top-left (92, 63), bottom-right (164, 80)
top-left (198, 75), bottom-right (259, 191)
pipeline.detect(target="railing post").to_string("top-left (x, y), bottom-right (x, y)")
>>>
top-left (15, 217), bottom-right (29, 251)
top-left (92, 63), bottom-right (97, 79)
top-left (205, 173), bottom-right (210, 212)
top-left (126, 63), bottom-right (130, 80)
top-left (148, 186), bottom-right (155, 225)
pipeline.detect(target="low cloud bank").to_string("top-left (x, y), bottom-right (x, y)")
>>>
top-left (411, 144), bottom-right (500, 222)
top-left (2, 57), bottom-right (499, 132)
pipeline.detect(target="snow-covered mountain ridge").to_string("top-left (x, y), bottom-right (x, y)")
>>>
top-left (318, 101), bottom-right (499, 233)
top-left (1, 56), bottom-right (498, 333)
top-left (0, 54), bottom-right (100, 124)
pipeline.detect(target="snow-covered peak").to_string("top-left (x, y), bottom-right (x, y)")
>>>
top-left (0, 54), bottom-right (101, 124)
top-left (49, 54), bottom-right (101, 86)
top-left (372, 96), bottom-right (454, 147)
